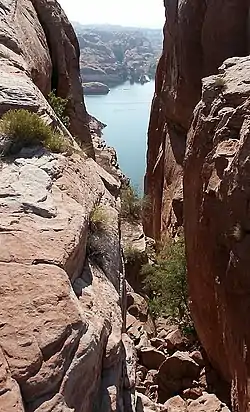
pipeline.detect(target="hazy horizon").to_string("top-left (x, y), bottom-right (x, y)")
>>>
top-left (58, 0), bottom-right (165, 29)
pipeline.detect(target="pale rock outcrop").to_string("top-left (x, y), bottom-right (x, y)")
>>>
top-left (136, 392), bottom-right (162, 412)
top-left (0, 1), bottom-right (137, 411)
top-left (163, 395), bottom-right (186, 412)
top-left (163, 393), bottom-right (230, 412)
top-left (122, 221), bottom-right (155, 294)
top-left (0, 148), bottom-right (130, 411)
top-left (184, 56), bottom-right (250, 412)
top-left (187, 393), bottom-right (230, 412)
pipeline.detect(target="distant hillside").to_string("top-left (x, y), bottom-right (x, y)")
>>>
top-left (73, 22), bottom-right (163, 89)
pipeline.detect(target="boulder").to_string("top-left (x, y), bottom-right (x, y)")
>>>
top-left (145, 370), bottom-right (158, 385)
top-left (86, 157), bottom-right (121, 198)
top-left (126, 287), bottom-right (155, 350)
top-left (137, 366), bottom-right (148, 381)
top-left (126, 313), bottom-right (152, 352)
top-left (187, 393), bottom-right (230, 412)
top-left (83, 81), bottom-right (110, 95)
top-left (165, 328), bottom-right (188, 352)
top-left (136, 392), bottom-right (162, 412)
top-left (157, 352), bottom-right (200, 403)
top-left (0, 347), bottom-right (25, 412)
top-left (150, 338), bottom-right (166, 349)
top-left (126, 290), bottom-right (148, 322)
top-left (182, 387), bottom-right (202, 400)
top-left (122, 221), bottom-right (149, 294)
top-left (189, 352), bottom-right (204, 368)
top-left (140, 348), bottom-right (166, 371)
top-left (122, 333), bottom-right (137, 390)
top-left (155, 317), bottom-right (177, 339)
top-left (163, 396), bottom-right (187, 412)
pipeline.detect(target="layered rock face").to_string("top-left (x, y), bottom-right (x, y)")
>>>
top-left (0, 0), bottom-right (93, 152)
top-left (185, 57), bottom-right (250, 412)
top-left (0, 148), bottom-right (132, 411)
top-left (145, 0), bottom-right (250, 410)
top-left (76, 24), bottom-right (162, 88)
top-left (0, 1), bottom-right (136, 410)
top-left (144, 0), bottom-right (249, 240)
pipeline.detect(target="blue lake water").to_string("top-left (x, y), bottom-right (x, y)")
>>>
top-left (84, 81), bottom-right (155, 191)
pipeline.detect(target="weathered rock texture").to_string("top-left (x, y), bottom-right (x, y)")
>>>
top-left (0, 0), bottom-right (93, 152)
top-left (145, 1), bottom-right (250, 411)
top-left (0, 0), bottom-right (137, 410)
top-left (0, 147), bottom-right (131, 411)
top-left (184, 56), bottom-right (250, 412)
top-left (144, 0), bottom-right (249, 240)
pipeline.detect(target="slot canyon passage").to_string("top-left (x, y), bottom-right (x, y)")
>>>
top-left (0, 0), bottom-right (250, 412)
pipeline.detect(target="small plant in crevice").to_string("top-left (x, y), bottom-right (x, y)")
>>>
top-left (47, 90), bottom-right (70, 128)
top-left (214, 76), bottom-right (226, 92)
top-left (0, 109), bottom-right (70, 156)
top-left (89, 205), bottom-right (108, 233)
top-left (120, 184), bottom-right (150, 222)
top-left (230, 222), bottom-right (244, 242)
top-left (141, 234), bottom-right (194, 335)
top-left (123, 245), bottom-right (147, 265)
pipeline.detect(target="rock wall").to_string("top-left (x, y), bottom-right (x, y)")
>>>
top-left (145, 1), bottom-right (250, 410)
top-left (185, 56), bottom-right (250, 412)
top-left (144, 0), bottom-right (249, 240)
top-left (0, 1), bottom-right (136, 410)
top-left (0, 0), bottom-right (93, 153)
top-left (0, 147), bottom-right (133, 412)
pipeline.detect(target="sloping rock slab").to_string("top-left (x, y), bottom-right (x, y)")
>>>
top-left (0, 150), bottom-right (126, 411)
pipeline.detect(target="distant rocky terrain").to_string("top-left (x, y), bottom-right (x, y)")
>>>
top-left (73, 23), bottom-right (162, 93)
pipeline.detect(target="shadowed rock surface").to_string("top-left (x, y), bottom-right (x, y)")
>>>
top-left (144, 0), bottom-right (249, 240)
top-left (185, 56), bottom-right (250, 412)
top-left (145, 1), bottom-right (250, 411)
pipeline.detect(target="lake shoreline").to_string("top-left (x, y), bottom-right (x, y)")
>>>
top-left (85, 80), bottom-right (155, 191)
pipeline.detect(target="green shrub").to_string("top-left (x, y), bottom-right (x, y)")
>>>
top-left (0, 109), bottom-right (69, 155)
top-left (47, 90), bottom-right (70, 128)
top-left (120, 185), bottom-right (150, 221)
top-left (123, 245), bottom-right (146, 264)
top-left (89, 205), bottom-right (108, 232)
top-left (214, 76), bottom-right (226, 91)
top-left (142, 235), bottom-right (193, 330)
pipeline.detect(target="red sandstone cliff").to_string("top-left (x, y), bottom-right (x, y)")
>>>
top-left (185, 56), bottom-right (250, 412)
top-left (0, 1), bottom-right (131, 410)
top-left (145, 1), bottom-right (250, 410)
top-left (145, 0), bottom-right (249, 240)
